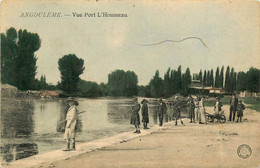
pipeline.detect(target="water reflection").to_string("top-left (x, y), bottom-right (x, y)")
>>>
top-left (0, 97), bottom-right (172, 163)
top-left (0, 98), bottom-right (38, 162)
top-left (107, 100), bottom-right (132, 124)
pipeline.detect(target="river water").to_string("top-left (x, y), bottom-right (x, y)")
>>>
top-left (0, 97), bottom-right (174, 162)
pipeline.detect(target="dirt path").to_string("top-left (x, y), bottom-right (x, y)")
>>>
top-left (32, 106), bottom-right (260, 168)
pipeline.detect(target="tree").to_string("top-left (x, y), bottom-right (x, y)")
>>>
top-left (203, 70), bottom-right (207, 87)
top-left (199, 70), bottom-right (203, 83)
top-left (246, 67), bottom-right (260, 93)
top-left (236, 71), bottom-right (247, 91)
top-left (1, 28), bottom-right (41, 90)
top-left (206, 70), bottom-right (210, 86)
top-left (107, 69), bottom-right (138, 97)
top-left (163, 68), bottom-right (172, 97)
top-left (181, 68), bottom-right (192, 95)
top-left (215, 67), bottom-right (220, 87)
top-left (58, 54), bottom-right (85, 92)
top-left (224, 66), bottom-right (230, 91)
top-left (78, 80), bottom-right (101, 97)
top-left (220, 66), bottom-right (224, 88)
top-left (149, 70), bottom-right (164, 98)
top-left (176, 66), bottom-right (182, 92)
top-left (210, 69), bottom-right (214, 87)
top-left (1, 28), bottom-right (18, 86)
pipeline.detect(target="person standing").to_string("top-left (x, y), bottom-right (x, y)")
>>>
top-left (194, 96), bottom-right (200, 122)
top-left (158, 98), bottom-right (167, 126)
top-left (198, 97), bottom-right (207, 124)
top-left (63, 97), bottom-right (79, 151)
top-left (130, 98), bottom-right (141, 133)
top-left (214, 97), bottom-right (223, 122)
top-left (188, 95), bottom-right (195, 123)
top-left (141, 99), bottom-right (149, 129)
top-left (229, 93), bottom-right (238, 121)
top-left (236, 100), bottom-right (246, 123)
top-left (173, 96), bottom-right (185, 126)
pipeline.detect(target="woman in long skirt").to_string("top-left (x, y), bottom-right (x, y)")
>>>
top-left (141, 99), bottom-right (149, 129)
top-left (130, 98), bottom-right (141, 133)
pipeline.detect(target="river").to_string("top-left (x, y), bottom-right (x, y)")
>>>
top-left (0, 97), bottom-right (174, 162)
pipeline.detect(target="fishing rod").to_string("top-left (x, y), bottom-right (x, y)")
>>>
top-left (28, 110), bottom-right (87, 141)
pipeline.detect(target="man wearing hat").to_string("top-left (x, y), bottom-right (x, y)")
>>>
top-left (188, 95), bottom-right (195, 123)
top-left (173, 96), bottom-right (185, 126)
top-left (236, 100), bottom-right (246, 123)
top-left (63, 97), bottom-right (79, 151)
top-left (141, 99), bottom-right (149, 129)
top-left (130, 98), bottom-right (141, 133)
top-left (158, 98), bottom-right (167, 126)
top-left (229, 93), bottom-right (238, 121)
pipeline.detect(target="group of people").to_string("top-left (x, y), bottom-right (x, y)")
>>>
top-left (130, 94), bottom-right (247, 133)
top-left (62, 94), bottom-right (246, 151)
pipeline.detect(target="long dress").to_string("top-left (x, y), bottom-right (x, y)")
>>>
top-left (64, 105), bottom-right (78, 139)
top-left (141, 104), bottom-right (149, 123)
top-left (198, 100), bottom-right (206, 123)
top-left (130, 103), bottom-right (141, 125)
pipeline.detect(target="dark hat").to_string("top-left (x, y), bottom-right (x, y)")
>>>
top-left (239, 100), bottom-right (242, 102)
top-left (66, 97), bottom-right (79, 106)
top-left (141, 99), bottom-right (149, 104)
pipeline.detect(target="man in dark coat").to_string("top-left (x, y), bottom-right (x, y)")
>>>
top-left (173, 96), bottom-right (185, 126)
top-left (158, 98), bottom-right (167, 126)
top-left (130, 97), bottom-right (141, 133)
top-left (141, 99), bottom-right (149, 129)
top-left (229, 93), bottom-right (238, 121)
top-left (236, 100), bottom-right (246, 123)
top-left (188, 96), bottom-right (195, 123)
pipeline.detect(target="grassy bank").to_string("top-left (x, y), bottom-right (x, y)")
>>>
top-left (205, 96), bottom-right (260, 112)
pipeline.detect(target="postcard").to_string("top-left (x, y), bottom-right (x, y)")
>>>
top-left (0, 0), bottom-right (259, 167)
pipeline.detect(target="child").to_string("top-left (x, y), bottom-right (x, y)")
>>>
top-left (236, 100), bottom-right (246, 123)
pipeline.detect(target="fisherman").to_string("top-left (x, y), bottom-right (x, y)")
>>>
top-left (214, 97), bottom-right (223, 122)
top-left (158, 98), bottom-right (167, 126)
top-left (229, 93), bottom-right (238, 121)
top-left (188, 95), bottom-right (195, 123)
top-left (130, 97), bottom-right (141, 133)
top-left (236, 100), bottom-right (246, 123)
top-left (141, 99), bottom-right (149, 129)
top-left (63, 97), bottom-right (79, 151)
top-left (173, 96), bottom-right (185, 126)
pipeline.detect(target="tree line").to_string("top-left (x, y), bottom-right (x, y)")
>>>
top-left (1, 28), bottom-right (259, 97)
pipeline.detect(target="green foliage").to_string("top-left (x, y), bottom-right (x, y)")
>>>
top-left (237, 71), bottom-right (247, 91)
top-left (58, 54), bottom-right (85, 92)
top-left (77, 80), bottom-right (102, 97)
top-left (224, 66), bottom-right (230, 91)
top-left (1, 28), bottom-right (41, 90)
top-left (246, 67), bottom-right (260, 93)
top-left (220, 66), bottom-right (224, 88)
top-left (243, 97), bottom-right (260, 112)
top-left (99, 82), bottom-right (108, 96)
top-left (149, 70), bottom-right (164, 98)
top-left (215, 67), bottom-right (220, 87)
top-left (107, 69), bottom-right (138, 97)
top-left (137, 85), bottom-right (151, 97)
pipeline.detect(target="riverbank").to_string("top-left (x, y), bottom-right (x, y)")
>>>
top-left (3, 105), bottom-right (260, 168)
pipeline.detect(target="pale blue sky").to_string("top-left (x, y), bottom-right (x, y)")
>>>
top-left (1, 0), bottom-right (259, 85)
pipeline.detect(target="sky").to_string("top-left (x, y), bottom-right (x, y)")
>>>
top-left (0, 0), bottom-right (259, 85)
